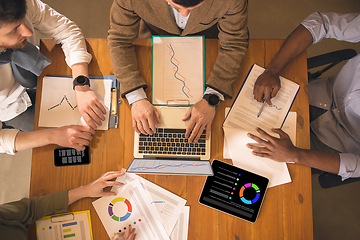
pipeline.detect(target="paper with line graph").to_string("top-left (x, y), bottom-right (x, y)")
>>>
top-left (152, 36), bottom-right (204, 105)
top-left (38, 76), bottom-right (112, 130)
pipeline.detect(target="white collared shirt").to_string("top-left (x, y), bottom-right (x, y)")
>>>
top-left (301, 12), bottom-right (360, 179)
top-left (0, 0), bottom-right (92, 154)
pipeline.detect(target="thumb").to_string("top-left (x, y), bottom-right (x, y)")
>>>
top-left (182, 108), bottom-right (192, 121)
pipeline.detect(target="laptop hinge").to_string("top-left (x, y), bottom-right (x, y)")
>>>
top-left (143, 156), bottom-right (201, 160)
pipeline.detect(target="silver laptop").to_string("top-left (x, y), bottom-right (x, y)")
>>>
top-left (134, 106), bottom-right (211, 160)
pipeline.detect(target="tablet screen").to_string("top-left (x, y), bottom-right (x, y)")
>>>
top-left (199, 160), bottom-right (269, 223)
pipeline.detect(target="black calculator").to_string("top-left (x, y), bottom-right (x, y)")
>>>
top-left (54, 146), bottom-right (90, 166)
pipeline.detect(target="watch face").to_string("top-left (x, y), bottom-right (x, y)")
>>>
top-left (77, 76), bottom-right (86, 84)
top-left (208, 94), bottom-right (220, 106)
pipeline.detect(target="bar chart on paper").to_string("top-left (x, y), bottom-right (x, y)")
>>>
top-left (36, 211), bottom-right (93, 240)
top-left (152, 36), bottom-right (204, 105)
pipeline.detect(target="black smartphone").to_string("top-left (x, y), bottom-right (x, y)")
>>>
top-left (54, 146), bottom-right (90, 167)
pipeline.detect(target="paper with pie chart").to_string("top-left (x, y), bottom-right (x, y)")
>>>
top-left (114, 170), bottom-right (187, 236)
top-left (92, 179), bottom-right (169, 240)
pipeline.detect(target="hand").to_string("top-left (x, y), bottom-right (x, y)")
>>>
top-left (246, 127), bottom-right (299, 163)
top-left (51, 125), bottom-right (95, 151)
top-left (68, 171), bottom-right (125, 205)
top-left (131, 99), bottom-right (160, 135)
top-left (253, 70), bottom-right (281, 105)
top-left (111, 226), bottom-right (136, 240)
top-left (82, 171), bottom-right (125, 198)
top-left (183, 99), bottom-right (215, 143)
top-left (75, 85), bottom-right (107, 130)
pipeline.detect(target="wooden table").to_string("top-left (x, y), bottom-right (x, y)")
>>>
top-left (29, 38), bottom-right (313, 240)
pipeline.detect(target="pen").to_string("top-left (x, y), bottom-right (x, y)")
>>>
top-left (257, 101), bottom-right (266, 118)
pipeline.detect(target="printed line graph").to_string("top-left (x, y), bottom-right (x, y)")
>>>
top-left (269, 104), bottom-right (282, 111)
top-left (167, 44), bottom-right (193, 98)
top-left (129, 162), bottom-right (208, 172)
top-left (48, 95), bottom-right (77, 111)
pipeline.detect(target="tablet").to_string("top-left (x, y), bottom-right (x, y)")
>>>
top-left (199, 160), bottom-right (269, 223)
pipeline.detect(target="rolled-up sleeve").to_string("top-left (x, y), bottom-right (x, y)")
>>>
top-left (0, 123), bottom-right (20, 155)
top-left (301, 12), bottom-right (360, 44)
top-left (27, 0), bottom-right (92, 67)
top-left (338, 153), bottom-right (360, 180)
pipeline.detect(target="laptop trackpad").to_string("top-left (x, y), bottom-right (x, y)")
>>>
top-left (157, 107), bottom-right (189, 128)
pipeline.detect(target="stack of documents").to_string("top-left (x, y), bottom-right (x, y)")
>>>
top-left (92, 170), bottom-right (189, 240)
top-left (222, 64), bottom-right (300, 188)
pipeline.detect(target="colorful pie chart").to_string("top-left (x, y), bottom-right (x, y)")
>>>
top-left (108, 197), bottom-right (132, 221)
top-left (239, 183), bottom-right (261, 204)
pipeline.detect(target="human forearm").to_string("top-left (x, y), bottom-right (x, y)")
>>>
top-left (14, 129), bottom-right (57, 152)
top-left (294, 148), bottom-right (340, 174)
top-left (72, 62), bottom-right (89, 78)
top-left (206, 0), bottom-right (249, 98)
top-left (265, 25), bottom-right (313, 76)
top-left (14, 125), bottom-right (95, 152)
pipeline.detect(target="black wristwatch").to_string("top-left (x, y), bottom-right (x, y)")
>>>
top-left (73, 75), bottom-right (90, 90)
top-left (203, 94), bottom-right (221, 107)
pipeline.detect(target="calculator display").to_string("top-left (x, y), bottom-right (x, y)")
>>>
top-left (54, 146), bottom-right (90, 166)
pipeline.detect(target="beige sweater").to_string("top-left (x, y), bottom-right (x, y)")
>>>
top-left (108, 0), bottom-right (249, 98)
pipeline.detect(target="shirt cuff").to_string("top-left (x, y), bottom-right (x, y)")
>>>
top-left (66, 51), bottom-right (92, 69)
top-left (125, 88), bottom-right (148, 105)
top-left (204, 87), bottom-right (225, 101)
top-left (338, 152), bottom-right (360, 180)
top-left (0, 128), bottom-right (20, 155)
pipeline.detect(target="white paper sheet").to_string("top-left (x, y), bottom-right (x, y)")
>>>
top-left (115, 171), bottom-right (187, 236)
top-left (170, 206), bottom-right (190, 240)
top-left (38, 76), bottom-right (112, 130)
top-left (222, 126), bottom-right (291, 188)
top-left (152, 36), bottom-right (204, 105)
top-left (92, 178), bottom-right (169, 240)
top-left (223, 110), bottom-right (297, 159)
top-left (223, 64), bottom-right (299, 133)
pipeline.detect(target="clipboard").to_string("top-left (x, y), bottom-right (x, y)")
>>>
top-left (88, 75), bottom-right (120, 128)
top-left (151, 35), bottom-right (205, 107)
top-left (36, 210), bottom-right (93, 240)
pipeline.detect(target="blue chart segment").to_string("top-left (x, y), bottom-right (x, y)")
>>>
top-left (127, 159), bottom-right (212, 175)
top-left (167, 44), bottom-right (192, 98)
top-left (239, 183), bottom-right (261, 204)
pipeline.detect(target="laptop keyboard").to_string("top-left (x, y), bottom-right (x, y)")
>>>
top-left (138, 128), bottom-right (207, 156)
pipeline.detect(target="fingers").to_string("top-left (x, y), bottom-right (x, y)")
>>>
top-left (263, 86), bottom-right (273, 106)
top-left (111, 232), bottom-right (125, 240)
top-left (154, 108), bottom-right (161, 123)
top-left (271, 128), bottom-right (289, 138)
top-left (131, 100), bottom-right (158, 135)
top-left (101, 171), bottom-right (125, 180)
top-left (182, 108), bottom-right (191, 121)
top-left (125, 226), bottom-right (136, 240)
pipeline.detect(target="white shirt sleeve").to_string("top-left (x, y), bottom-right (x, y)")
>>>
top-left (301, 12), bottom-right (360, 44)
top-left (125, 87), bottom-right (225, 105)
top-left (0, 122), bottom-right (20, 155)
top-left (26, 0), bottom-right (92, 68)
top-left (338, 153), bottom-right (360, 180)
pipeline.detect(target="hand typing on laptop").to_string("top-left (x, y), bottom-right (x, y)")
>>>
top-left (183, 99), bottom-right (215, 143)
top-left (132, 98), bottom-right (214, 143)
